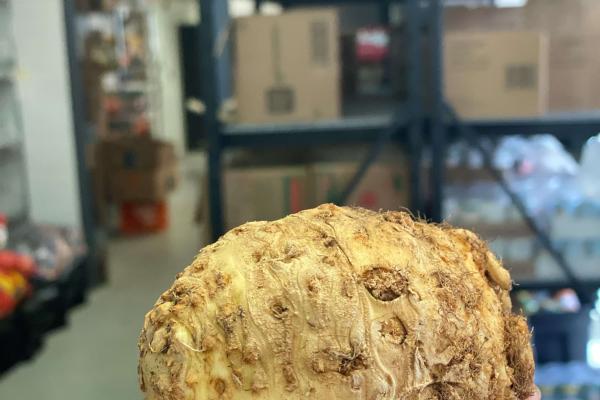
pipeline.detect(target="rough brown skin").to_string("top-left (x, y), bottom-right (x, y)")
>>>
top-left (138, 204), bottom-right (535, 399)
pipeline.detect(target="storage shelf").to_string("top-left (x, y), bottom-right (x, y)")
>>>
top-left (0, 255), bottom-right (89, 374)
top-left (223, 114), bottom-right (395, 147)
top-left (222, 111), bottom-right (600, 148)
top-left (457, 112), bottom-right (600, 138)
top-left (515, 279), bottom-right (600, 292)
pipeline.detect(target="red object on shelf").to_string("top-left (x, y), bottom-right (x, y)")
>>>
top-left (356, 27), bottom-right (390, 63)
top-left (119, 201), bottom-right (168, 235)
top-left (0, 250), bottom-right (36, 278)
top-left (0, 270), bottom-right (30, 318)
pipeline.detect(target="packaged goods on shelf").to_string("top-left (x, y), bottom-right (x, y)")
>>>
top-left (0, 269), bottom-right (29, 318)
top-left (445, 31), bottom-right (548, 118)
top-left (355, 27), bottom-right (390, 97)
top-left (443, 135), bottom-right (597, 282)
top-left (234, 8), bottom-right (340, 124)
top-left (8, 222), bottom-right (86, 281)
top-left (0, 250), bottom-right (34, 318)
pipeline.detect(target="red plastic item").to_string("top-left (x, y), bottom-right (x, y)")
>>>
top-left (120, 201), bottom-right (168, 235)
top-left (356, 27), bottom-right (390, 63)
top-left (0, 270), bottom-right (30, 318)
top-left (0, 250), bottom-right (36, 277)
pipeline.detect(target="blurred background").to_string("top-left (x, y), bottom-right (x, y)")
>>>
top-left (1, 0), bottom-right (600, 398)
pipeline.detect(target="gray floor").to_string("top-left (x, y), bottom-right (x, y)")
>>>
top-left (0, 155), bottom-right (207, 399)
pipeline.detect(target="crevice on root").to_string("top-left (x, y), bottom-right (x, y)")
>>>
top-left (504, 315), bottom-right (535, 400)
top-left (379, 316), bottom-right (408, 345)
top-left (362, 266), bottom-right (408, 301)
top-left (311, 345), bottom-right (370, 377)
top-left (270, 298), bottom-right (290, 320)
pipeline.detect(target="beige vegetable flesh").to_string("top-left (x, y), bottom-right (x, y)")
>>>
top-left (138, 204), bottom-right (534, 399)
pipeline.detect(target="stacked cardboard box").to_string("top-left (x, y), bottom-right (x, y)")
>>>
top-left (75, 0), bottom-right (117, 12)
top-left (445, 31), bottom-right (548, 119)
top-left (93, 137), bottom-right (178, 231)
top-left (198, 159), bottom-right (409, 235)
top-left (234, 9), bottom-right (341, 124)
top-left (94, 136), bottom-right (177, 202)
top-left (446, 0), bottom-right (600, 112)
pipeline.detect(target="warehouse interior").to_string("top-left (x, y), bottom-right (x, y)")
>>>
top-left (1, 0), bottom-right (600, 398)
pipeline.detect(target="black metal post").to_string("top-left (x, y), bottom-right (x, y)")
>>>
top-left (63, 0), bottom-right (96, 252)
top-left (406, 0), bottom-right (424, 215)
top-left (199, 0), bottom-right (230, 241)
top-left (379, 0), bottom-right (391, 25)
top-left (428, 0), bottom-right (445, 222)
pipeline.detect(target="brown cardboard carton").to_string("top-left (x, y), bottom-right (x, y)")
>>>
top-left (234, 9), bottom-right (340, 124)
top-left (445, 31), bottom-right (548, 119)
top-left (109, 164), bottom-right (178, 202)
top-left (224, 166), bottom-right (309, 230)
top-left (93, 137), bottom-right (178, 204)
top-left (548, 34), bottom-right (600, 111)
top-left (445, 0), bottom-right (600, 112)
top-left (308, 162), bottom-right (409, 211)
top-left (445, 6), bottom-right (527, 32)
top-left (98, 136), bottom-right (175, 170)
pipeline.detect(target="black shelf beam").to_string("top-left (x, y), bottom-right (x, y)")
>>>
top-left (456, 113), bottom-right (600, 137)
top-left (516, 280), bottom-right (600, 292)
top-left (222, 113), bottom-right (600, 149)
top-left (223, 115), bottom-right (399, 148)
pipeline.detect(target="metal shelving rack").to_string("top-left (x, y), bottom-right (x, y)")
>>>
top-left (198, 0), bottom-right (600, 298)
top-left (0, 0), bottom-right (104, 375)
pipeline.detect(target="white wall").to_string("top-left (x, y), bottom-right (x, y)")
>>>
top-left (147, 0), bottom-right (199, 156)
top-left (12, 0), bottom-right (82, 228)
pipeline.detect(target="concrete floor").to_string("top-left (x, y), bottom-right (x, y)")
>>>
top-left (0, 155), bottom-right (207, 399)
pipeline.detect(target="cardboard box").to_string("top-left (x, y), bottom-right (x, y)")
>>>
top-left (446, 0), bottom-right (600, 112)
top-left (445, 0), bottom-right (600, 35)
top-left (445, 6), bottom-right (527, 33)
top-left (224, 166), bottom-right (309, 230)
top-left (548, 34), bottom-right (600, 111)
top-left (445, 31), bottom-right (548, 119)
top-left (109, 165), bottom-right (178, 202)
top-left (76, 0), bottom-right (117, 12)
top-left (97, 136), bottom-right (175, 170)
top-left (234, 9), bottom-right (340, 124)
top-left (308, 162), bottom-right (409, 211)
top-left (93, 137), bottom-right (178, 205)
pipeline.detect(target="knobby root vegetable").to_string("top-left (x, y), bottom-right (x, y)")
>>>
top-left (138, 204), bottom-right (534, 399)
